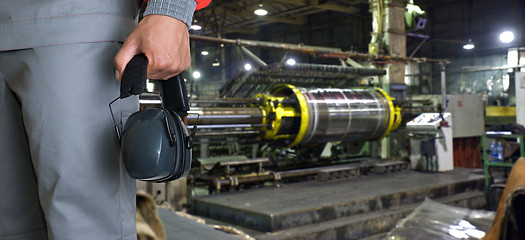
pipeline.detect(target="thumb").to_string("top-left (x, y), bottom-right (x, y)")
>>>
top-left (114, 43), bottom-right (141, 82)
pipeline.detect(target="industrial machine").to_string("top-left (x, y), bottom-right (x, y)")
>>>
top-left (183, 86), bottom-right (404, 194)
top-left (136, 49), bottom-right (449, 216)
top-left (189, 84), bottom-right (401, 148)
top-left (407, 112), bottom-right (454, 172)
top-left (136, 57), bottom-right (459, 205)
top-left (141, 62), bottom-right (411, 195)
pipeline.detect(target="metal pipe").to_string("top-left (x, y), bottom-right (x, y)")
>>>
top-left (198, 167), bottom-right (321, 191)
top-left (189, 98), bottom-right (263, 105)
top-left (187, 107), bottom-right (264, 125)
top-left (188, 124), bottom-right (265, 129)
top-left (190, 35), bottom-right (450, 64)
top-left (405, 64), bottom-right (525, 77)
top-left (240, 46), bottom-right (268, 67)
top-left (403, 105), bottom-right (441, 109)
top-left (194, 131), bottom-right (259, 137)
top-left (283, 63), bottom-right (386, 76)
top-left (441, 64), bottom-right (447, 112)
top-left (200, 138), bottom-right (210, 158)
top-left (220, 33), bottom-right (227, 84)
top-left (409, 36), bottom-right (429, 58)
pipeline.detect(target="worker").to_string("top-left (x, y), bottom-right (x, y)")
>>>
top-left (0, 0), bottom-right (210, 239)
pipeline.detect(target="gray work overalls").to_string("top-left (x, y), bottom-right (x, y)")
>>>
top-left (0, 1), bottom-right (195, 239)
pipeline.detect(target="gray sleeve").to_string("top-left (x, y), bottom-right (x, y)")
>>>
top-left (143, 0), bottom-right (197, 29)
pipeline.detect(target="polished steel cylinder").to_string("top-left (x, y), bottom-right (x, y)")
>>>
top-left (187, 107), bottom-right (264, 125)
top-left (184, 86), bottom-right (397, 145)
top-left (299, 88), bottom-right (393, 144)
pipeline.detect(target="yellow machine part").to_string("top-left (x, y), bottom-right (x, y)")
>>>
top-left (270, 84), bottom-right (310, 147)
top-left (376, 88), bottom-right (402, 138)
top-left (255, 91), bottom-right (302, 141)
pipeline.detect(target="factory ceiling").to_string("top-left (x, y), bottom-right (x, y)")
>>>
top-left (192, 0), bottom-right (524, 59)
top-left (193, 0), bottom-right (368, 35)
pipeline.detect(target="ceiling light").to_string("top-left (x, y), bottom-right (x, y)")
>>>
top-left (146, 81), bottom-right (155, 92)
top-left (244, 63), bottom-right (252, 71)
top-left (286, 58), bottom-right (296, 65)
top-left (192, 71), bottom-right (201, 79)
top-left (499, 31), bottom-right (514, 43)
top-left (190, 24), bottom-right (202, 31)
top-left (190, 20), bottom-right (202, 31)
top-left (254, 4), bottom-right (268, 16)
top-left (201, 50), bottom-right (209, 56)
top-left (463, 39), bottom-right (475, 50)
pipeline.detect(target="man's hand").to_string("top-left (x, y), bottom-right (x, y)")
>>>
top-left (114, 14), bottom-right (191, 81)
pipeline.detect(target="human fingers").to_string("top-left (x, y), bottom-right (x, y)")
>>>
top-left (114, 39), bottom-right (140, 82)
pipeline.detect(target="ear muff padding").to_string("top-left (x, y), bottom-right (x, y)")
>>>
top-left (121, 109), bottom-right (191, 182)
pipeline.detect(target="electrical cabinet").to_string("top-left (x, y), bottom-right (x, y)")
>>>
top-left (447, 95), bottom-right (484, 138)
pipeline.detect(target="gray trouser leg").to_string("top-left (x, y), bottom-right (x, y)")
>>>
top-left (0, 42), bottom-right (137, 240)
top-left (0, 64), bottom-right (47, 239)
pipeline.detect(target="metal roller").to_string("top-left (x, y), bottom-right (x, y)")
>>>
top-left (183, 85), bottom-right (401, 147)
top-left (300, 88), bottom-right (396, 143)
top-left (263, 85), bottom-right (401, 147)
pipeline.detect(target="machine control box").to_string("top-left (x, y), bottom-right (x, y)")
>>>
top-left (408, 113), bottom-right (454, 172)
top-left (407, 113), bottom-right (451, 132)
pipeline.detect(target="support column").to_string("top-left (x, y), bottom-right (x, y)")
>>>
top-left (369, 0), bottom-right (406, 84)
top-left (385, 1), bottom-right (406, 86)
top-left (369, 0), bottom-right (407, 158)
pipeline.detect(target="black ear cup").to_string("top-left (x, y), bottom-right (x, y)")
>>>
top-left (153, 110), bottom-right (191, 182)
top-left (120, 109), bottom-right (191, 182)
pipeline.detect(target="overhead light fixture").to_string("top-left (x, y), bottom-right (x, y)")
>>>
top-left (192, 71), bottom-right (201, 79)
top-left (146, 81), bottom-right (155, 92)
top-left (463, 39), bottom-right (475, 50)
top-left (201, 50), bottom-right (209, 56)
top-left (244, 63), bottom-right (252, 71)
top-left (190, 20), bottom-right (202, 31)
top-left (212, 59), bottom-right (220, 67)
top-left (254, 4), bottom-right (268, 16)
top-left (499, 30), bottom-right (514, 43)
top-left (286, 58), bottom-right (296, 65)
top-left (190, 24), bottom-right (202, 31)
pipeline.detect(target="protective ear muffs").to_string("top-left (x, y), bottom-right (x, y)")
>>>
top-left (109, 54), bottom-right (194, 182)
top-left (121, 109), bottom-right (191, 182)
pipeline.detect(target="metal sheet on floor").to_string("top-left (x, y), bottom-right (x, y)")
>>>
top-left (193, 168), bottom-right (485, 233)
top-left (157, 208), bottom-right (242, 240)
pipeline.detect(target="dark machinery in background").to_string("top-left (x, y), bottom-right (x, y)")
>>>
top-left (141, 62), bottom-right (441, 195)
top-left (167, 63), bottom-right (413, 194)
